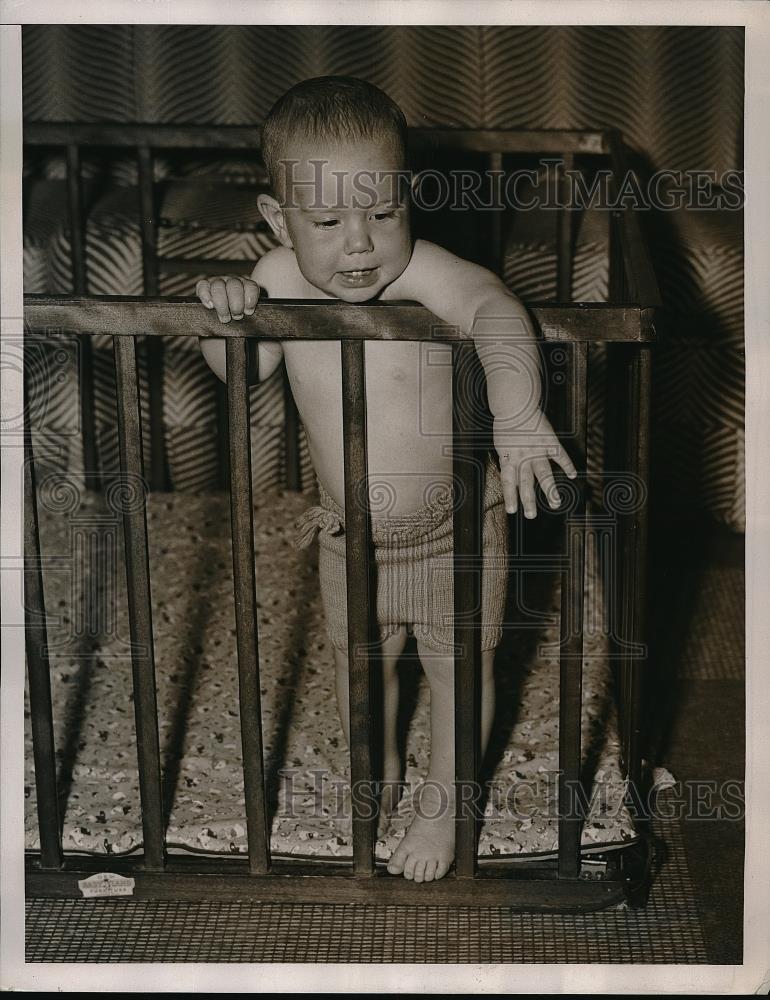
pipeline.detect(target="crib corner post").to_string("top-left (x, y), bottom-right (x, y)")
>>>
top-left (556, 152), bottom-right (575, 303)
top-left (619, 344), bottom-right (652, 797)
top-left (557, 339), bottom-right (588, 880)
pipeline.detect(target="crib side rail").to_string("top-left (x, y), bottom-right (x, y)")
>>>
top-left (24, 295), bottom-right (656, 344)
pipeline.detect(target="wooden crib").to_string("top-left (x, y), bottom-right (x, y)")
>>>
top-left (23, 125), bottom-right (659, 910)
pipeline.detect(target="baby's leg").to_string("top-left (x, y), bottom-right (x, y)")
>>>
top-left (334, 626), bottom-right (408, 835)
top-left (386, 644), bottom-right (495, 883)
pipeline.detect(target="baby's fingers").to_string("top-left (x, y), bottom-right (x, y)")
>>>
top-left (195, 279), bottom-right (214, 309)
top-left (209, 278), bottom-right (235, 324)
top-left (243, 279), bottom-right (259, 316)
top-left (518, 460), bottom-right (537, 519)
top-left (553, 443), bottom-right (577, 479)
top-left (500, 459), bottom-right (518, 514)
top-left (533, 458), bottom-right (561, 510)
top-left (224, 276), bottom-right (246, 320)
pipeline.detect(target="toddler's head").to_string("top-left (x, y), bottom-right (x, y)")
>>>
top-left (258, 77), bottom-right (413, 301)
top-left (261, 76), bottom-right (408, 200)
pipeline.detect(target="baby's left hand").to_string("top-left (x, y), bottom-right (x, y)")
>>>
top-left (494, 412), bottom-right (577, 517)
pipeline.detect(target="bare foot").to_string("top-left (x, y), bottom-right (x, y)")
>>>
top-left (386, 781), bottom-right (455, 882)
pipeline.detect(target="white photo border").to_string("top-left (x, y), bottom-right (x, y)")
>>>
top-left (1, 2), bottom-right (768, 993)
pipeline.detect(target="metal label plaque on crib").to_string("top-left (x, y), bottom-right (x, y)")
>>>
top-left (77, 872), bottom-right (136, 898)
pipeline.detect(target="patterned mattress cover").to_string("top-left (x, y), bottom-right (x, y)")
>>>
top-left (25, 485), bottom-right (638, 861)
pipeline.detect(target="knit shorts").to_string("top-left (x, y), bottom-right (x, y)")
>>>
top-left (293, 458), bottom-right (509, 655)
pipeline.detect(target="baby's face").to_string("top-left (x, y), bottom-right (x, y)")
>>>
top-left (278, 139), bottom-right (412, 302)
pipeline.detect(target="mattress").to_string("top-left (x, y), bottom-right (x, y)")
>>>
top-left (25, 484), bottom-right (637, 862)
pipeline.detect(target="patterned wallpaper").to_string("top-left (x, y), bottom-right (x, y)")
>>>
top-left (23, 25), bottom-right (743, 175)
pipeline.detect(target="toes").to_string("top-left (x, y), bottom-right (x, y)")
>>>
top-left (403, 854), bottom-right (417, 881)
top-left (423, 860), bottom-right (437, 882)
top-left (434, 858), bottom-right (451, 881)
top-left (412, 860), bottom-right (427, 883)
top-left (387, 843), bottom-right (407, 874)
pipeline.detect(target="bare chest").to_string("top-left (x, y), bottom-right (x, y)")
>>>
top-left (283, 340), bottom-right (452, 412)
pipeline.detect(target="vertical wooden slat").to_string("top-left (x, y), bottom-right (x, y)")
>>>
top-left (609, 208), bottom-right (628, 305)
top-left (558, 341), bottom-right (588, 879)
top-left (77, 336), bottom-right (98, 487)
top-left (615, 349), bottom-right (635, 779)
top-left (488, 151), bottom-right (503, 274)
top-left (65, 143), bottom-right (99, 490)
top-left (137, 145), bottom-right (168, 491)
top-left (283, 369), bottom-right (302, 491)
top-left (452, 341), bottom-right (482, 879)
top-left (604, 350), bottom-right (628, 767)
top-left (113, 335), bottom-right (165, 870)
top-left (341, 339), bottom-right (376, 875)
top-left (215, 380), bottom-right (230, 490)
top-left (607, 212), bottom-right (630, 760)
top-left (145, 339), bottom-right (167, 490)
top-left (620, 347), bottom-right (651, 791)
top-left (225, 337), bottom-right (270, 874)
top-left (24, 374), bottom-right (63, 869)
top-left (556, 153), bottom-right (575, 302)
top-left (137, 145), bottom-right (159, 297)
top-left (606, 131), bottom-right (661, 308)
top-left (65, 144), bottom-right (87, 297)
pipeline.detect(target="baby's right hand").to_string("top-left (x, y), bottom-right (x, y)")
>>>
top-left (195, 275), bottom-right (260, 324)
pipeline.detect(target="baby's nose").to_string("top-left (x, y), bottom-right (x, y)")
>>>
top-left (344, 219), bottom-right (374, 255)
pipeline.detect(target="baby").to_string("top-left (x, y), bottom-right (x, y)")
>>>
top-left (197, 76), bottom-right (575, 883)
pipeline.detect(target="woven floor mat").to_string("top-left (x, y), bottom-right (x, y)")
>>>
top-left (25, 811), bottom-right (706, 964)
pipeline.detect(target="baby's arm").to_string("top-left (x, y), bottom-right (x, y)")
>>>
top-left (196, 253), bottom-right (287, 385)
top-left (387, 241), bottom-right (576, 516)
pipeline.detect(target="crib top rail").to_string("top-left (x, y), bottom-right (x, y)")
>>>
top-left (24, 122), bottom-right (607, 155)
top-left (23, 295), bottom-right (656, 343)
top-left (23, 121), bottom-right (662, 315)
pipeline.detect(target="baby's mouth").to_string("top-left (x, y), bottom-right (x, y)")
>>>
top-left (337, 267), bottom-right (379, 288)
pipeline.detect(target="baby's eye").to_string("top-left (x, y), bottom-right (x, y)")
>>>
top-left (372, 211), bottom-right (397, 222)
top-left (314, 218), bottom-right (340, 229)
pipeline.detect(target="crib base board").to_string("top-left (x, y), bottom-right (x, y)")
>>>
top-left (26, 840), bottom-right (650, 912)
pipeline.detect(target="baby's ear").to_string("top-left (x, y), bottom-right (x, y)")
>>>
top-left (257, 194), bottom-right (293, 248)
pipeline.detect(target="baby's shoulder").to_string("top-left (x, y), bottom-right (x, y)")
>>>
top-left (252, 246), bottom-right (306, 296)
top-left (385, 239), bottom-right (484, 299)
top-left (404, 238), bottom-right (459, 273)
